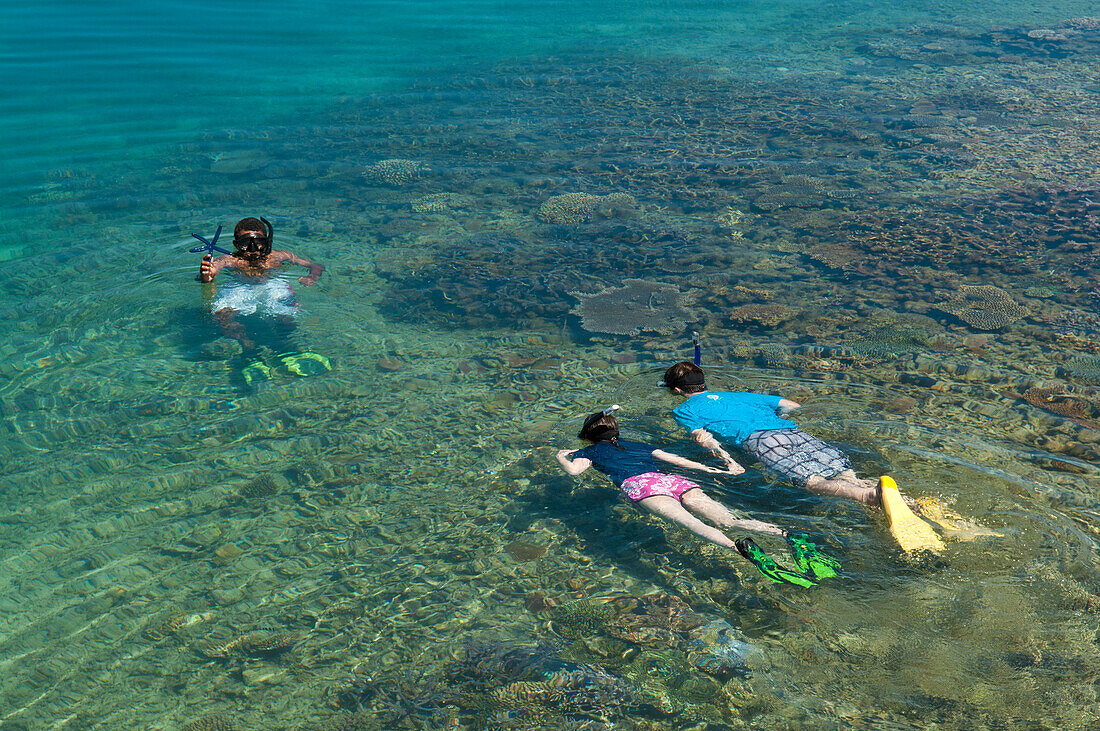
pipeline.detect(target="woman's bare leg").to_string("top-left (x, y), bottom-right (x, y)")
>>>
top-left (637, 495), bottom-right (738, 549)
top-left (679, 489), bottom-right (785, 536)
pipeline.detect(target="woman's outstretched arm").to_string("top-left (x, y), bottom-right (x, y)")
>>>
top-left (556, 449), bottom-right (591, 476)
top-left (651, 449), bottom-right (736, 475)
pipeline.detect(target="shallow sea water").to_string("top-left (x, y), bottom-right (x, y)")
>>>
top-left (2, 1), bottom-right (1100, 729)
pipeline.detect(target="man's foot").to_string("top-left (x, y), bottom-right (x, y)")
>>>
top-left (871, 477), bottom-right (884, 507)
top-left (867, 476), bottom-right (924, 510)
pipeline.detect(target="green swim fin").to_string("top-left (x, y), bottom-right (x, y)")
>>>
top-left (734, 538), bottom-right (817, 588)
top-left (785, 533), bottom-right (841, 579)
top-left (280, 352), bottom-right (331, 376)
top-left (242, 360), bottom-right (273, 385)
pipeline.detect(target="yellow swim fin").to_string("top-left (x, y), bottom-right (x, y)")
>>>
top-left (916, 497), bottom-right (1004, 542)
top-left (880, 476), bottom-right (946, 554)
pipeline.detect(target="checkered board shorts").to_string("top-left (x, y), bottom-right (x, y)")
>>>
top-left (740, 428), bottom-right (852, 486)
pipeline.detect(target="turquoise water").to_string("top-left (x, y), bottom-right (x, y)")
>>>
top-left (2, 1), bottom-right (1100, 728)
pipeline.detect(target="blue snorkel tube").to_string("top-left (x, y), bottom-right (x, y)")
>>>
top-left (656, 334), bottom-right (702, 387)
top-left (189, 225), bottom-right (232, 257)
top-left (603, 404), bottom-right (620, 416)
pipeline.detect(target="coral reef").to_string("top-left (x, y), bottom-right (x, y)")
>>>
top-left (536, 192), bottom-right (635, 224)
top-left (411, 192), bottom-right (473, 213)
top-left (363, 159), bottom-right (426, 185)
top-left (239, 473), bottom-right (279, 498)
top-left (934, 285), bottom-right (1028, 331)
top-left (452, 642), bottom-right (576, 684)
top-left (143, 611), bottom-right (187, 641)
top-left (1018, 385), bottom-right (1094, 421)
top-left (1058, 355), bottom-right (1100, 385)
top-left (845, 318), bottom-right (939, 358)
top-left (487, 667), bottom-right (634, 720)
top-left (569, 279), bottom-right (696, 336)
top-left (729, 303), bottom-right (795, 328)
top-left (550, 600), bottom-right (617, 639)
top-left (183, 717), bottom-right (235, 731)
top-left (199, 632), bottom-right (301, 659)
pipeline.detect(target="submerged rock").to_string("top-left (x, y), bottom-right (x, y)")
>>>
top-left (504, 540), bottom-right (547, 561)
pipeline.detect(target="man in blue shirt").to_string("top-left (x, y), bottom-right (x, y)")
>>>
top-left (664, 361), bottom-right (882, 505)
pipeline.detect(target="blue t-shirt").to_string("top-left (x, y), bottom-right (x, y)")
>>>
top-left (672, 391), bottom-right (795, 445)
top-left (569, 439), bottom-right (663, 487)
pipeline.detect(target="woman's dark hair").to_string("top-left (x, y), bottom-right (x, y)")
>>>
top-left (663, 361), bottom-right (707, 394)
top-left (578, 411), bottom-right (623, 448)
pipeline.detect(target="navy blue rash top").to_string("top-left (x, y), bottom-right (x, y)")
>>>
top-left (569, 439), bottom-right (665, 487)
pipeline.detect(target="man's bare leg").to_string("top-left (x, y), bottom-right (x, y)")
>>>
top-left (215, 307), bottom-right (254, 350)
top-left (804, 470), bottom-right (879, 504)
top-left (638, 495), bottom-right (739, 549)
top-left (679, 489), bottom-right (785, 536)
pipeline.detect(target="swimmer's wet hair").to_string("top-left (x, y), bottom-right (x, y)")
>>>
top-left (578, 410), bottom-right (623, 448)
top-left (663, 361), bottom-right (706, 394)
top-left (234, 217), bottom-right (268, 238)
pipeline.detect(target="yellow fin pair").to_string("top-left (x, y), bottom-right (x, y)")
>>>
top-left (880, 476), bottom-right (1003, 554)
top-left (880, 476), bottom-right (946, 554)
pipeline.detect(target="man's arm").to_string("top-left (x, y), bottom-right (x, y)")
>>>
top-left (777, 398), bottom-right (800, 415)
top-left (689, 429), bottom-right (744, 474)
top-left (198, 254), bottom-right (231, 282)
top-left (278, 251), bottom-right (324, 285)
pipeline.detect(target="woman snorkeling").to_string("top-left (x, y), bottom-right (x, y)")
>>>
top-left (555, 407), bottom-right (840, 586)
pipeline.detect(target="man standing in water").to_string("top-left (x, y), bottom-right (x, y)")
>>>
top-left (663, 361), bottom-right (884, 504)
top-left (198, 216), bottom-right (328, 383)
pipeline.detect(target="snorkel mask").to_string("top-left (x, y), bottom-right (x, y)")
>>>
top-left (578, 404), bottom-right (621, 442)
top-left (233, 216), bottom-right (274, 260)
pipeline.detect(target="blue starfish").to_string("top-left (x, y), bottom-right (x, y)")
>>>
top-left (189, 225), bottom-right (232, 257)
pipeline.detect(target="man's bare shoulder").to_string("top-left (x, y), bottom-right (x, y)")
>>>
top-left (267, 250), bottom-right (300, 264)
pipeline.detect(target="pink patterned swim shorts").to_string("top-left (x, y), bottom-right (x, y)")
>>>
top-left (620, 472), bottom-right (700, 503)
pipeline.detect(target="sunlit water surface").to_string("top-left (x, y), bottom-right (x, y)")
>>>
top-left (1, 1), bottom-right (1099, 728)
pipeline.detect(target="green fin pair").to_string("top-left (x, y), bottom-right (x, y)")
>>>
top-left (280, 351), bottom-right (331, 376)
top-left (734, 538), bottom-right (817, 588)
top-left (785, 533), bottom-right (842, 579)
top-left (242, 360), bottom-right (273, 385)
top-left (242, 352), bottom-right (331, 385)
